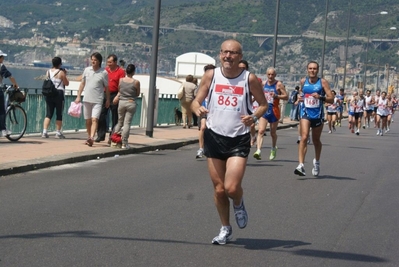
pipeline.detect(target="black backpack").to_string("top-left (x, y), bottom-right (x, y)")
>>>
top-left (42, 70), bottom-right (61, 97)
top-left (288, 90), bottom-right (298, 104)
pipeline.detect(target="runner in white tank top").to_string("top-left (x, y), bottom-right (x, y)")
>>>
top-left (376, 91), bottom-right (388, 136)
top-left (363, 89), bottom-right (374, 128)
top-left (191, 39), bottom-right (267, 245)
top-left (373, 89), bottom-right (381, 128)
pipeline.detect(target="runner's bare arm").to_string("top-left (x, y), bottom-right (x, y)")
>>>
top-left (249, 73), bottom-right (267, 119)
top-left (191, 69), bottom-right (214, 117)
top-left (277, 81), bottom-right (288, 100)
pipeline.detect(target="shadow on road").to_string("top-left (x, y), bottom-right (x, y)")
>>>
top-left (297, 175), bottom-right (356, 181)
top-left (234, 238), bottom-right (311, 250)
top-left (292, 248), bottom-right (388, 263)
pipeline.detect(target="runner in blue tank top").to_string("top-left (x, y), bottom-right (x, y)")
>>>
top-left (294, 61), bottom-right (333, 177)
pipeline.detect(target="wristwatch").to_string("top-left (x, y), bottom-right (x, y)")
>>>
top-left (252, 115), bottom-right (258, 123)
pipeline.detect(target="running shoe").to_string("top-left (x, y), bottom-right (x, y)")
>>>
top-left (297, 137), bottom-right (300, 144)
top-left (294, 164), bottom-right (306, 176)
top-left (312, 158), bottom-right (320, 177)
top-left (234, 200), bottom-right (248, 229)
top-left (196, 149), bottom-right (204, 159)
top-left (356, 130), bottom-right (359, 136)
top-left (55, 133), bottom-right (66, 139)
top-left (376, 130), bottom-right (381, 136)
top-left (328, 130), bottom-right (332, 134)
top-left (332, 125), bottom-right (336, 132)
top-left (253, 150), bottom-right (261, 160)
top-left (386, 128), bottom-right (390, 133)
top-left (362, 125), bottom-right (366, 129)
top-left (351, 128), bottom-right (355, 134)
top-left (41, 132), bottom-right (49, 138)
top-left (212, 226), bottom-right (232, 245)
top-left (269, 147), bottom-right (277, 160)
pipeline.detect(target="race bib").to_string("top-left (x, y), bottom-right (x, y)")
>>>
top-left (213, 84), bottom-right (244, 112)
top-left (304, 94), bottom-right (320, 108)
top-left (265, 92), bottom-right (274, 103)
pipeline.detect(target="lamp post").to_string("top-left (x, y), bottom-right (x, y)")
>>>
top-left (271, 0), bottom-right (280, 68)
top-left (362, 11), bottom-right (388, 92)
top-left (320, 0), bottom-right (329, 78)
top-left (342, 0), bottom-right (351, 92)
top-left (387, 27), bottom-right (397, 92)
top-left (146, 0), bottom-right (161, 137)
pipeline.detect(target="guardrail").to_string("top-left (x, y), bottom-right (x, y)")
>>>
top-left (20, 89), bottom-right (181, 134)
top-left (19, 89), bottom-right (292, 134)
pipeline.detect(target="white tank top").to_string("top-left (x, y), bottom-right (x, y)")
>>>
top-left (354, 98), bottom-right (365, 113)
top-left (206, 67), bottom-right (252, 137)
top-left (49, 69), bottom-right (65, 91)
top-left (365, 95), bottom-right (373, 110)
top-left (377, 98), bottom-right (388, 116)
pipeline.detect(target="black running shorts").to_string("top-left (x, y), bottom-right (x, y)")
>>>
top-left (301, 114), bottom-right (323, 128)
top-left (204, 128), bottom-right (250, 160)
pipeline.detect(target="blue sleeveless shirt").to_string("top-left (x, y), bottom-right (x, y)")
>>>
top-left (302, 77), bottom-right (325, 119)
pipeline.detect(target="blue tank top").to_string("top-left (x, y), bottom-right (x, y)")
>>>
top-left (302, 77), bottom-right (324, 119)
top-left (263, 81), bottom-right (279, 107)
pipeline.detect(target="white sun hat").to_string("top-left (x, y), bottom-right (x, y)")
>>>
top-left (0, 50), bottom-right (8, 56)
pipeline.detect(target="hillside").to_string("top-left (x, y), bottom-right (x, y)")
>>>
top-left (0, 0), bottom-right (398, 78)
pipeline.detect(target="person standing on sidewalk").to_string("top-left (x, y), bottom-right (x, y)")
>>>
top-left (294, 61), bottom-right (333, 177)
top-left (289, 86), bottom-right (299, 121)
top-left (112, 64), bottom-right (140, 149)
top-left (41, 56), bottom-right (69, 139)
top-left (253, 67), bottom-right (288, 161)
top-left (75, 52), bottom-right (110, 147)
top-left (0, 50), bottom-right (19, 137)
top-left (96, 54), bottom-right (125, 144)
top-left (191, 39), bottom-right (267, 245)
top-left (179, 75), bottom-right (197, 128)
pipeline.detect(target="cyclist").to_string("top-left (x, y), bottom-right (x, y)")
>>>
top-left (0, 50), bottom-right (19, 137)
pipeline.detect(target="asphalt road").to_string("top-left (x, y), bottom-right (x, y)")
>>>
top-left (1, 120), bottom-right (398, 267)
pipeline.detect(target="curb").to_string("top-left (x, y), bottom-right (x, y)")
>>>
top-left (0, 139), bottom-right (198, 176)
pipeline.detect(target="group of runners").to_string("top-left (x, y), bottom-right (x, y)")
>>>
top-left (191, 39), bottom-right (338, 245)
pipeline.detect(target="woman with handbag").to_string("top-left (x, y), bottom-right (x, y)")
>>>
top-left (112, 64), bottom-right (140, 149)
top-left (41, 56), bottom-right (69, 139)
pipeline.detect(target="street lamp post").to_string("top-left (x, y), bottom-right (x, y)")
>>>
top-left (342, 0), bottom-right (351, 92)
top-left (387, 27), bottom-right (398, 92)
top-left (271, 0), bottom-right (280, 68)
top-left (362, 11), bottom-right (388, 92)
top-left (320, 0), bottom-right (330, 78)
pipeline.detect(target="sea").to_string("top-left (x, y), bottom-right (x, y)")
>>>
top-left (7, 67), bottom-right (83, 90)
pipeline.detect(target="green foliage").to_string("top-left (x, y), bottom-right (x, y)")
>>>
top-left (1, 0), bottom-right (399, 72)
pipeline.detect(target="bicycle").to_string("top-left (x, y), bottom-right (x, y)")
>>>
top-left (1, 85), bottom-right (27, 141)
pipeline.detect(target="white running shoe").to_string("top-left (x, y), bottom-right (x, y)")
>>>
top-left (196, 149), bottom-right (204, 159)
top-left (312, 158), bottom-right (320, 176)
top-left (234, 200), bottom-right (248, 229)
top-left (212, 226), bottom-right (232, 245)
top-left (294, 164), bottom-right (306, 176)
top-left (328, 130), bottom-right (332, 134)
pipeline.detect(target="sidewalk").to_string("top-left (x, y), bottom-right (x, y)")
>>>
top-left (0, 118), bottom-right (299, 176)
